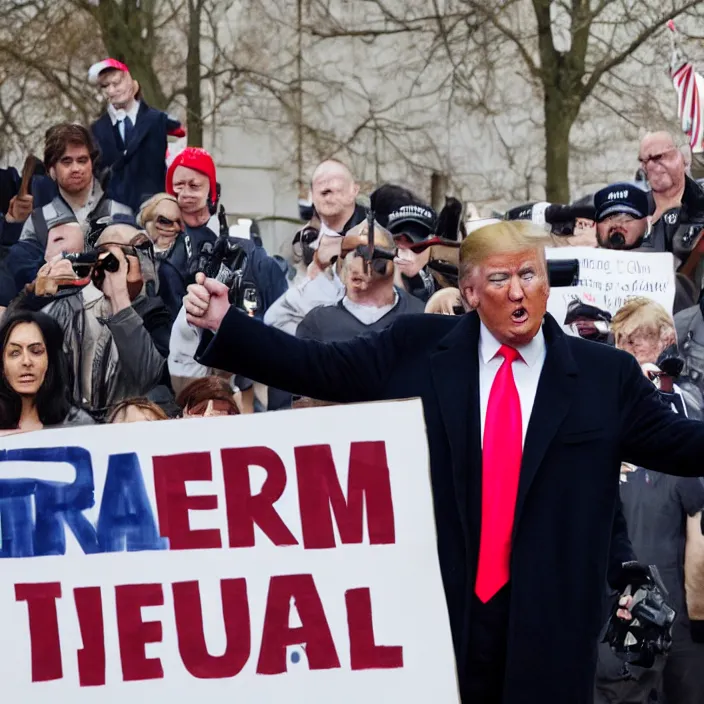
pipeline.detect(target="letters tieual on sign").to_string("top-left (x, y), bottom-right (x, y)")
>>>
top-left (2, 439), bottom-right (400, 685)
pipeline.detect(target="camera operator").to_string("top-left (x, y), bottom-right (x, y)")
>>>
top-left (7, 220), bottom-right (170, 418)
top-left (291, 160), bottom-right (367, 280)
top-left (0, 124), bottom-right (132, 317)
top-left (296, 221), bottom-right (423, 342)
top-left (595, 297), bottom-right (704, 704)
top-left (594, 182), bottom-right (699, 313)
top-left (162, 148), bottom-right (286, 324)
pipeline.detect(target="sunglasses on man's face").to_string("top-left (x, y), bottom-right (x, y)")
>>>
top-left (638, 148), bottom-right (677, 168)
top-left (155, 215), bottom-right (183, 229)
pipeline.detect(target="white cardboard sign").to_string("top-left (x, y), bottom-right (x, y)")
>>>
top-left (547, 247), bottom-right (676, 329)
top-left (0, 400), bottom-right (459, 703)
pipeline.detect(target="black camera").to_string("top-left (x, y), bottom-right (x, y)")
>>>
top-left (193, 236), bottom-right (258, 315)
top-left (603, 562), bottom-right (676, 668)
top-left (547, 259), bottom-right (579, 287)
top-left (63, 251), bottom-right (120, 285)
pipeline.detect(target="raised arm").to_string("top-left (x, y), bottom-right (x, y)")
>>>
top-left (188, 275), bottom-right (401, 404)
top-left (196, 304), bottom-right (400, 404)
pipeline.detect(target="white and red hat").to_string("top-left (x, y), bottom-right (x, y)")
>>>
top-left (88, 58), bottom-right (130, 84)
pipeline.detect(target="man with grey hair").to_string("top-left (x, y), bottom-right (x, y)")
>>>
top-left (638, 132), bottom-right (704, 265)
top-left (184, 218), bottom-right (704, 703)
top-left (291, 159), bottom-right (367, 279)
top-left (7, 220), bottom-right (171, 416)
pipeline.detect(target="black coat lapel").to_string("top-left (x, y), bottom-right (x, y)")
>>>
top-left (430, 313), bottom-right (482, 541)
top-left (512, 314), bottom-right (578, 538)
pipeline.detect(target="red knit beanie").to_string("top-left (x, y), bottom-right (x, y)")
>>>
top-left (166, 147), bottom-right (217, 205)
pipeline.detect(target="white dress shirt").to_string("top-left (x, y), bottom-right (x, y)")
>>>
top-left (107, 100), bottom-right (141, 143)
top-left (478, 322), bottom-right (547, 447)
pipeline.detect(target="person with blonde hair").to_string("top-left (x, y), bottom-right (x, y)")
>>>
top-left (611, 297), bottom-right (677, 366)
top-left (184, 218), bottom-right (704, 704)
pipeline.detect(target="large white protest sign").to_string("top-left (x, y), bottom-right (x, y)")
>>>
top-left (0, 400), bottom-right (459, 703)
top-left (547, 247), bottom-right (676, 330)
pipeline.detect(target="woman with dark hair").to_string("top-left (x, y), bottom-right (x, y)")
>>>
top-left (108, 397), bottom-right (168, 423)
top-left (176, 376), bottom-right (240, 418)
top-left (0, 310), bottom-right (92, 430)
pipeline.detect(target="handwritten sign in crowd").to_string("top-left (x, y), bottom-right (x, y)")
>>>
top-left (547, 247), bottom-right (676, 327)
top-left (0, 400), bottom-right (459, 703)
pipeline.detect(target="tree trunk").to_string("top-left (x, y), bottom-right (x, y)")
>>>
top-left (430, 171), bottom-right (449, 212)
top-left (90, 0), bottom-right (169, 110)
top-left (543, 86), bottom-right (576, 203)
top-left (185, 0), bottom-right (203, 147)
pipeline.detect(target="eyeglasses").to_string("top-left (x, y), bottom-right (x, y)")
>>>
top-left (185, 399), bottom-right (239, 417)
top-left (155, 215), bottom-right (183, 229)
top-left (638, 148), bottom-right (677, 168)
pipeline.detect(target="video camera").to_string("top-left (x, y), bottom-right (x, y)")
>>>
top-left (602, 562), bottom-right (676, 668)
top-left (504, 201), bottom-right (596, 237)
top-left (190, 234), bottom-right (258, 316)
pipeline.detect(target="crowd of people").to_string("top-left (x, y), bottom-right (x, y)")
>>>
top-left (2, 56), bottom-right (704, 702)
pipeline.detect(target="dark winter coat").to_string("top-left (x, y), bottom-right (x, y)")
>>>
top-left (91, 102), bottom-right (181, 212)
top-left (195, 309), bottom-right (704, 703)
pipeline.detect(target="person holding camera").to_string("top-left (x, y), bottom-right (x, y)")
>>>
top-left (595, 298), bottom-right (704, 704)
top-left (0, 124), bottom-right (132, 316)
top-left (160, 148), bottom-right (286, 324)
top-left (291, 160), bottom-right (367, 282)
top-left (295, 220), bottom-right (423, 342)
top-left (7, 221), bottom-right (170, 418)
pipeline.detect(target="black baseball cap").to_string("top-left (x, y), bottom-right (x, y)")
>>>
top-left (594, 183), bottom-right (649, 222)
top-left (386, 204), bottom-right (437, 242)
top-left (564, 299), bottom-right (612, 325)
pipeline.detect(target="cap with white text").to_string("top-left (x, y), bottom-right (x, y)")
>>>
top-left (594, 183), bottom-right (649, 222)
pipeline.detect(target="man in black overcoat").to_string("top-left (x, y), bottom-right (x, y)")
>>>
top-left (183, 219), bottom-right (704, 703)
top-left (88, 58), bottom-right (185, 212)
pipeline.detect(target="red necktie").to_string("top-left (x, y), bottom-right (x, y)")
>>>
top-left (475, 344), bottom-right (523, 603)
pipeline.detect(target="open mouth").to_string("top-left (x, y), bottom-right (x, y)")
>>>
top-left (511, 307), bottom-right (528, 324)
top-left (18, 375), bottom-right (35, 383)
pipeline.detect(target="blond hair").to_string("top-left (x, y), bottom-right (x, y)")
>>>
top-left (137, 193), bottom-right (180, 227)
top-left (611, 297), bottom-right (675, 346)
top-left (459, 220), bottom-right (553, 284)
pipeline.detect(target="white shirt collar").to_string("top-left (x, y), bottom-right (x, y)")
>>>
top-left (341, 290), bottom-right (399, 325)
top-left (107, 100), bottom-right (141, 126)
top-left (479, 319), bottom-right (545, 368)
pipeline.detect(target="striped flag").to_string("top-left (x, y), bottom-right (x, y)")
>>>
top-left (669, 20), bottom-right (704, 154)
top-left (672, 61), bottom-right (704, 153)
